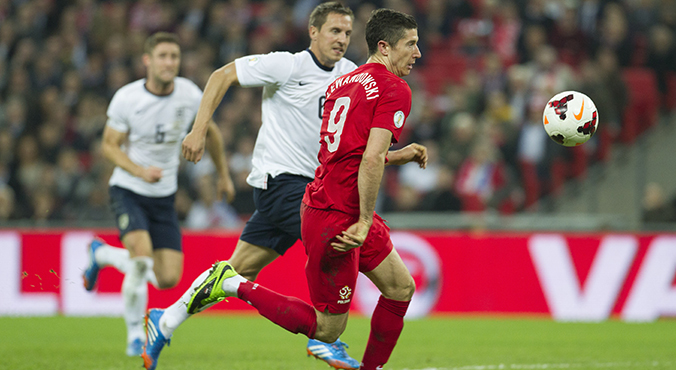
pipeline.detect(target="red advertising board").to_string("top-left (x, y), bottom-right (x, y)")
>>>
top-left (2, 230), bottom-right (675, 321)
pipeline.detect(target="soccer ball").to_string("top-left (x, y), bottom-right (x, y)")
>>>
top-left (542, 91), bottom-right (599, 147)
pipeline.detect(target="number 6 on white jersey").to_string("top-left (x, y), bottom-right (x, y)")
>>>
top-left (325, 96), bottom-right (350, 152)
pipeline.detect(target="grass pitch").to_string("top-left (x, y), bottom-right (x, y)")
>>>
top-left (0, 314), bottom-right (674, 370)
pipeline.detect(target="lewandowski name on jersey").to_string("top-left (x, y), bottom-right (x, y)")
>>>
top-left (327, 72), bottom-right (379, 100)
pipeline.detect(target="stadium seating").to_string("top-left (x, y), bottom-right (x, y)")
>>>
top-left (621, 68), bottom-right (660, 143)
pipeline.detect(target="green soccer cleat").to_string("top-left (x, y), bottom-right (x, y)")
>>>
top-left (187, 261), bottom-right (239, 314)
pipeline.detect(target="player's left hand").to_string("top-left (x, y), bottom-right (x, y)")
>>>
top-left (182, 130), bottom-right (206, 163)
top-left (332, 218), bottom-right (372, 252)
top-left (217, 174), bottom-right (236, 203)
top-left (401, 143), bottom-right (428, 169)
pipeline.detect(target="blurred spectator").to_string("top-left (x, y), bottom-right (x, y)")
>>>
top-left (31, 187), bottom-right (59, 223)
top-left (14, 135), bottom-right (46, 200)
top-left (645, 24), bottom-right (676, 107)
top-left (528, 45), bottom-right (576, 106)
top-left (521, 0), bottom-right (555, 34)
top-left (517, 23), bottom-right (549, 64)
top-left (343, 2), bottom-right (373, 64)
top-left (517, 100), bottom-right (554, 208)
top-left (186, 175), bottom-right (242, 230)
top-left (642, 182), bottom-right (675, 223)
top-left (441, 111), bottom-right (477, 170)
top-left (482, 52), bottom-right (507, 97)
top-left (2, 95), bottom-right (28, 138)
top-left (175, 188), bottom-right (193, 222)
top-left (0, 184), bottom-right (14, 221)
top-left (595, 47), bottom-right (628, 132)
top-left (0, 129), bottom-right (12, 179)
top-left (550, 5), bottom-right (588, 66)
top-left (228, 135), bottom-right (256, 215)
top-left (399, 140), bottom-right (442, 195)
top-left (490, 0), bottom-right (520, 65)
top-left (578, 0), bottom-right (604, 38)
top-left (591, 2), bottom-right (633, 67)
top-left (418, 165), bottom-right (462, 212)
top-left (454, 139), bottom-right (508, 212)
top-left (506, 64), bottom-right (531, 126)
top-left (405, 99), bottom-right (442, 144)
top-left (54, 148), bottom-right (82, 207)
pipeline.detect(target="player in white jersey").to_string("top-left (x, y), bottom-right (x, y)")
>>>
top-left (81, 32), bottom-right (235, 357)
top-left (141, 3), bottom-right (360, 370)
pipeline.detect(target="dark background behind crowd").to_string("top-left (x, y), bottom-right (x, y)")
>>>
top-left (0, 0), bottom-right (674, 227)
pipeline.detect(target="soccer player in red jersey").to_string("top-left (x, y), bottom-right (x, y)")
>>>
top-left (188, 8), bottom-right (426, 370)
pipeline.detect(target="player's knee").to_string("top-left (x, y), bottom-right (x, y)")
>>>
top-left (401, 276), bottom-right (416, 301)
top-left (123, 234), bottom-right (152, 257)
top-left (156, 273), bottom-right (180, 289)
top-left (381, 276), bottom-right (416, 301)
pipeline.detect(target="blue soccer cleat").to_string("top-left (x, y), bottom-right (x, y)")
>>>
top-left (126, 337), bottom-right (144, 357)
top-left (82, 238), bottom-right (104, 291)
top-left (307, 338), bottom-right (360, 369)
top-left (142, 309), bottom-right (171, 370)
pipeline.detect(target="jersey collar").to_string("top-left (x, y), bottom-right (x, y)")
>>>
top-left (143, 78), bottom-right (175, 97)
top-left (306, 49), bottom-right (334, 72)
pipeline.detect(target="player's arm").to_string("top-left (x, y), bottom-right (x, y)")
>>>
top-left (332, 127), bottom-right (392, 252)
top-left (205, 119), bottom-right (236, 203)
top-left (386, 143), bottom-right (428, 168)
top-left (101, 125), bottom-right (162, 183)
top-left (182, 62), bottom-right (240, 163)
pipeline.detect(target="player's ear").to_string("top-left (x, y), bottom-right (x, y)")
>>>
top-left (142, 53), bottom-right (151, 67)
top-left (309, 25), bottom-right (319, 41)
top-left (377, 40), bottom-right (389, 56)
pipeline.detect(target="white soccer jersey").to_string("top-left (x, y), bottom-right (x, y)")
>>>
top-left (106, 77), bottom-right (202, 197)
top-left (235, 50), bottom-right (357, 189)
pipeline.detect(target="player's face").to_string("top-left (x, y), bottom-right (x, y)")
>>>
top-left (311, 13), bottom-right (352, 67)
top-left (145, 42), bottom-right (181, 84)
top-left (388, 29), bottom-right (421, 77)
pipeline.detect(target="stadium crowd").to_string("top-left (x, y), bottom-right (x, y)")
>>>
top-left (0, 0), bottom-right (675, 225)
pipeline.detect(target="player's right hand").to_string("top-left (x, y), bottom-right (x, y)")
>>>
top-left (140, 166), bottom-right (163, 183)
top-left (182, 130), bottom-right (206, 163)
top-left (332, 218), bottom-right (372, 252)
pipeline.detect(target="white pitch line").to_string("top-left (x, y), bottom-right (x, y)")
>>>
top-left (401, 361), bottom-right (672, 370)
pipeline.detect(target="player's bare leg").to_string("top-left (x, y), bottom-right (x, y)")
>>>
top-left (157, 240), bottom-right (274, 337)
top-left (143, 241), bottom-right (275, 369)
top-left (229, 240), bottom-right (280, 281)
top-left (312, 310), bottom-right (349, 343)
top-left (152, 248), bottom-right (183, 289)
top-left (360, 249), bottom-right (415, 370)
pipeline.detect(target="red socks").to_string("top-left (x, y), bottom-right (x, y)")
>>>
top-left (237, 281), bottom-right (317, 338)
top-left (237, 281), bottom-right (409, 369)
top-left (361, 296), bottom-right (410, 370)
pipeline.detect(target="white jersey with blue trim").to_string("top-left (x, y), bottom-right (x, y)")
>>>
top-left (234, 50), bottom-right (357, 189)
top-left (106, 77), bottom-right (202, 197)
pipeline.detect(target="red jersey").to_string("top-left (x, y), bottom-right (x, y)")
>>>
top-left (303, 63), bottom-right (412, 215)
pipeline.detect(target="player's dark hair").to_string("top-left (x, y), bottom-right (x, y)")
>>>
top-left (144, 32), bottom-right (180, 55)
top-left (365, 8), bottom-right (418, 56)
top-left (309, 2), bottom-right (354, 30)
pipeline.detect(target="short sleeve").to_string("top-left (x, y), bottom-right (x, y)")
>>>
top-left (235, 52), bottom-right (295, 88)
top-left (106, 90), bottom-right (129, 133)
top-left (371, 82), bottom-right (412, 143)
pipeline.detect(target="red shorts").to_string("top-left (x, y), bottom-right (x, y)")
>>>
top-left (300, 203), bottom-right (393, 314)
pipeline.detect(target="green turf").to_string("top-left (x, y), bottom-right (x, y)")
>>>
top-left (0, 314), bottom-right (674, 370)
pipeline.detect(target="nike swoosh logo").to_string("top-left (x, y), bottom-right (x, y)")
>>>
top-left (299, 81), bottom-right (309, 86)
top-left (574, 99), bottom-right (585, 120)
